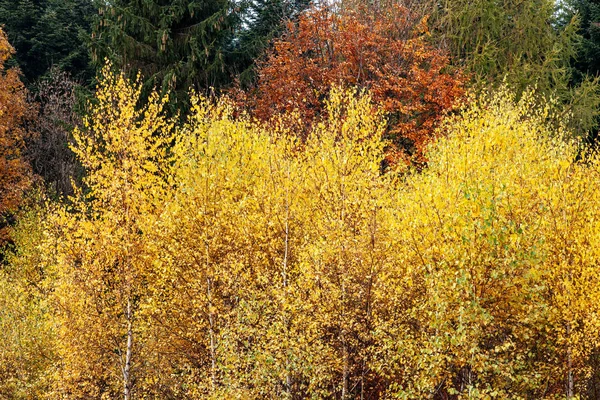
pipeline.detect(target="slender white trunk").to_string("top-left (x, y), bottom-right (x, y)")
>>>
top-left (207, 276), bottom-right (217, 390)
top-left (207, 238), bottom-right (217, 391)
top-left (283, 170), bottom-right (292, 397)
top-left (204, 152), bottom-right (217, 391)
top-left (567, 323), bottom-right (574, 399)
top-left (360, 359), bottom-right (365, 400)
top-left (123, 298), bottom-right (133, 400)
top-left (341, 330), bottom-right (348, 400)
top-left (339, 181), bottom-right (348, 400)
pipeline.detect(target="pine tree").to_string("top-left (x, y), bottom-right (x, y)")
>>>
top-left (91, 0), bottom-right (238, 111)
top-left (0, 0), bottom-right (42, 82)
top-left (92, 0), bottom-right (313, 111)
top-left (0, 0), bottom-right (94, 85)
top-left (230, 0), bottom-right (311, 86)
top-left (570, 0), bottom-right (600, 81)
top-left (558, 0), bottom-right (600, 143)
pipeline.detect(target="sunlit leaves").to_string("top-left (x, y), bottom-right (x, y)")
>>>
top-left (47, 64), bottom-right (174, 398)
top-left (19, 70), bottom-right (600, 398)
top-left (377, 87), bottom-right (600, 397)
top-left (237, 4), bottom-right (465, 165)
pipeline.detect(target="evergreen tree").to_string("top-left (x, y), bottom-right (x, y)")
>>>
top-left (0, 0), bottom-right (94, 85)
top-left (0, 0), bottom-right (42, 82)
top-left (230, 0), bottom-right (311, 86)
top-left (570, 0), bottom-right (600, 81)
top-left (568, 0), bottom-right (600, 144)
top-left (91, 0), bottom-right (239, 111)
top-left (91, 0), bottom-right (312, 110)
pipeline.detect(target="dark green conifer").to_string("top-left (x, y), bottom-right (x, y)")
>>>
top-left (91, 0), bottom-right (239, 110)
top-left (0, 0), bottom-right (94, 85)
top-left (570, 0), bottom-right (600, 80)
top-left (91, 0), bottom-right (312, 111)
top-left (231, 0), bottom-right (311, 86)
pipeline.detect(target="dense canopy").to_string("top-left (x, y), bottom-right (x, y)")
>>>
top-left (1, 0), bottom-right (600, 398)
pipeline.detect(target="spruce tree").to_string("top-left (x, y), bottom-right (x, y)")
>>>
top-left (91, 0), bottom-right (238, 111)
top-left (0, 0), bottom-right (42, 83)
top-left (230, 0), bottom-right (311, 86)
top-left (0, 0), bottom-right (94, 85)
top-left (573, 0), bottom-right (600, 145)
top-left (570, 0), bottom-right (600, 81)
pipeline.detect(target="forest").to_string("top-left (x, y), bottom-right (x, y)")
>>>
top-left (1, 0), bottom-right (600, 398)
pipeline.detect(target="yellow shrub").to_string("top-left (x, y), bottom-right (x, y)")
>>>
top-left (22, 74), bottom-right (600, 399)
top-left (378, 87), bottom-right (600, 398)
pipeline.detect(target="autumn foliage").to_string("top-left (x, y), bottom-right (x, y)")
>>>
top-left (4, 0), bottom-right (600, 398)
top-left (0, 28), bottom-right (34, 241)
top-left (239, 5), bottom-right (465, 164)
top-left (2, 69), bottom-right (599, 398)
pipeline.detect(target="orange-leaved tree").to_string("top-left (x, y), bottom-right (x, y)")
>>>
top-left (237, 4), bottom-right (465, 165)
top-left (0, 28), bottom-right (35, 241)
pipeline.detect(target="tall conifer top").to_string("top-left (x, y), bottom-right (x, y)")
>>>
top-left (91, 0), bottom-right (236, 110)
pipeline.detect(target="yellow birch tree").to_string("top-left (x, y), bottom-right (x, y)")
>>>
top-left (47, 64), bottom-right (174, 399)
